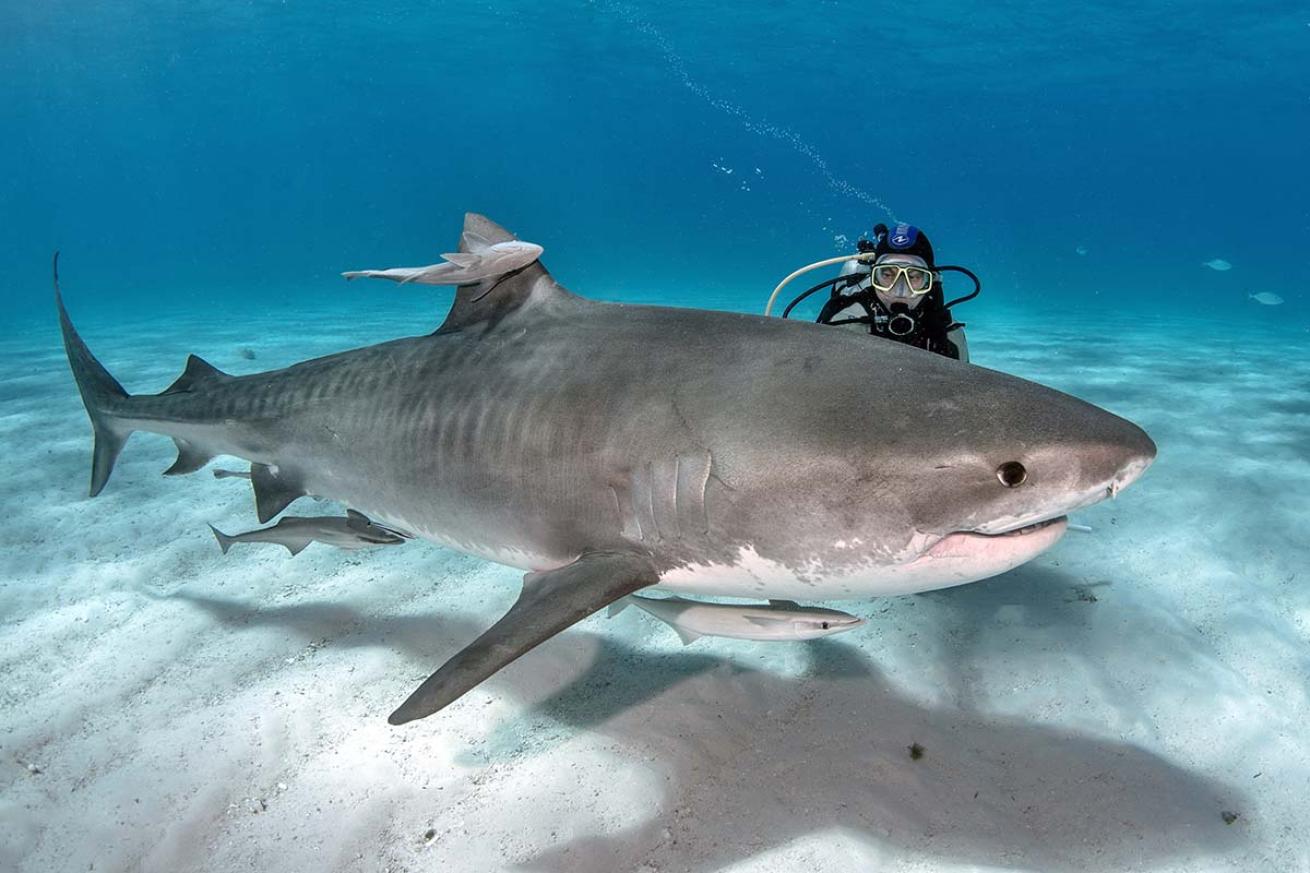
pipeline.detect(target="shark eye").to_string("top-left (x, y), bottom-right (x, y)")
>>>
top-left (996, 461), bottom-right (1027, 488)
top-left (821, 621), bottom-right (830, 630)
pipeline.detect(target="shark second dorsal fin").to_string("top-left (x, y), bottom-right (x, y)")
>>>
top-left (435, 213), bottom-right (580, 335)
top-left (161, 354), bottom-right (231, 395)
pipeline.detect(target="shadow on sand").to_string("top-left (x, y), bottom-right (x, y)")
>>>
top-left (170, 572), bottom-right (1248, 873)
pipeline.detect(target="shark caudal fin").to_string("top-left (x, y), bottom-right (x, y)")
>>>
top-left (54, 253), bottom-right (134, 497)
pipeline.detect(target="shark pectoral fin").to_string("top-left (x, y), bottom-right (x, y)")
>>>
top-left (388, 549), bottom-right (660, 725)
top-left (250, 463), bottom-right (307, 523)
top-left (163, 438), bottom-right (214, 476)
top-left (673, 626), bottom-right (703, 646)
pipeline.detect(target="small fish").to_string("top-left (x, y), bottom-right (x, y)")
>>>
top-left (342, 233), bottom-right (543, 286)
top-left (610, 594), bottom-right (864, 644)
top-left (1202, 259), bottom-right (1232, 271)
top-left (1248, 292), bottom-right (1284, 306)
top-left (209, 510), bottom-right (409, 556)
top-left (1075, 246), bottom-right (1088, 256)
top-left (212, 468), bottom-right (252, 480)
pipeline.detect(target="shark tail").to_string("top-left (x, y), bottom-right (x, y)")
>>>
top-left (208, 523), bottom-right (235, 555)
top-left (54, 253), bottom-right (135, 497)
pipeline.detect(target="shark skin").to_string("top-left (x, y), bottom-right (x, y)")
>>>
top-left (54, 214), bottom-right (1156, 724)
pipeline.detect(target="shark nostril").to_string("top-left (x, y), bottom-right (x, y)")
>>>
top-left (996, 461), bottom-right (1027, 488)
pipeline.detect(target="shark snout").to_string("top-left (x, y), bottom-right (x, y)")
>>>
top-left (965, 417), bottom-right (1157, 537)
top-left (1110, 423), bottom-right (1157, 494)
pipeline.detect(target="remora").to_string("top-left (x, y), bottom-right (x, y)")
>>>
top-left (55, 213), bottom-right (1156, 725)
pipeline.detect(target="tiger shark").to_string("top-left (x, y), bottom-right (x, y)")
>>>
top-left (56, 213), bottom-right (1155, 725)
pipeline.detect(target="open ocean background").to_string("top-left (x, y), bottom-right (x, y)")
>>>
top-left (4, 3), bottom-right (1310, 873)
top-left (3, 0), bottom-right (1307, 324)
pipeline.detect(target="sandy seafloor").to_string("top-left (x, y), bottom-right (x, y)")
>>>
top-left (2, 291), bottom-right (1308, 873)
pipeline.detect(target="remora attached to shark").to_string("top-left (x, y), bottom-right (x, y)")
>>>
top-left (611, 594), bottom-right (865, 644)
top-left (55, 214), bottom-right (1156, 725)
top-left (209, 509), bottom-right (409, 556)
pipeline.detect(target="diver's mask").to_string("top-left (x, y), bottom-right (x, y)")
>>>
top-left (870, 263), bottom-right (934, 297)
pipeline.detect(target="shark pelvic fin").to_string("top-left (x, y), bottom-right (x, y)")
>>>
top-left (161, 354), bottom-right (231, 395)
top-left (388, 549), bottom-right (660, 725)
top-left (54, 252), bottom-right (134, 497)
top-left (163, 438), bottom-right (214, 476)
top-left (250, 463), bottom-right (308, 523)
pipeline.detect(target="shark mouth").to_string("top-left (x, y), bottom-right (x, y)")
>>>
top-left (978, 516), bottom-right (1069, 538)
top-left (916, 515), bottom-right (1070, 575)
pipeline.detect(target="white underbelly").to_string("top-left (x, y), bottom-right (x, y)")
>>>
top-left (351, 499), bottom-right (1066, 602)
top-left (656, 522), bottom-right (1067, 600)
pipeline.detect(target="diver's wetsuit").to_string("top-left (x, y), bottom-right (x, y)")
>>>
top-left (817, 284), bottom-right (964, 360)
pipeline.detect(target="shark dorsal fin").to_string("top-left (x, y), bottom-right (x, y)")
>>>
top-left (435, 213), bottom-right (579, 335)
top-left (459, 230), bottom-right (494, 252)
top-left (161, 354), bottom-right (231, 395)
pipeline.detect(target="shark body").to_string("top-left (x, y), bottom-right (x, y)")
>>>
top-left (56, 214), bottom-right (1155, 724)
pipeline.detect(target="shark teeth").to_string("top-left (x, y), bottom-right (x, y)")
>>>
top-left (977, 516), bottom-right (1069, 538)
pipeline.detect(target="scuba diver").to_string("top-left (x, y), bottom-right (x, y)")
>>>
top-left (766, 222), bottom-right (980, 361)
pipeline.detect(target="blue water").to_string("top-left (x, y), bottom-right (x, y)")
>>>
top-left (6, 5), bottom-right (1310, 871)
top-left (3, 1), bottom-right (1307, 324)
